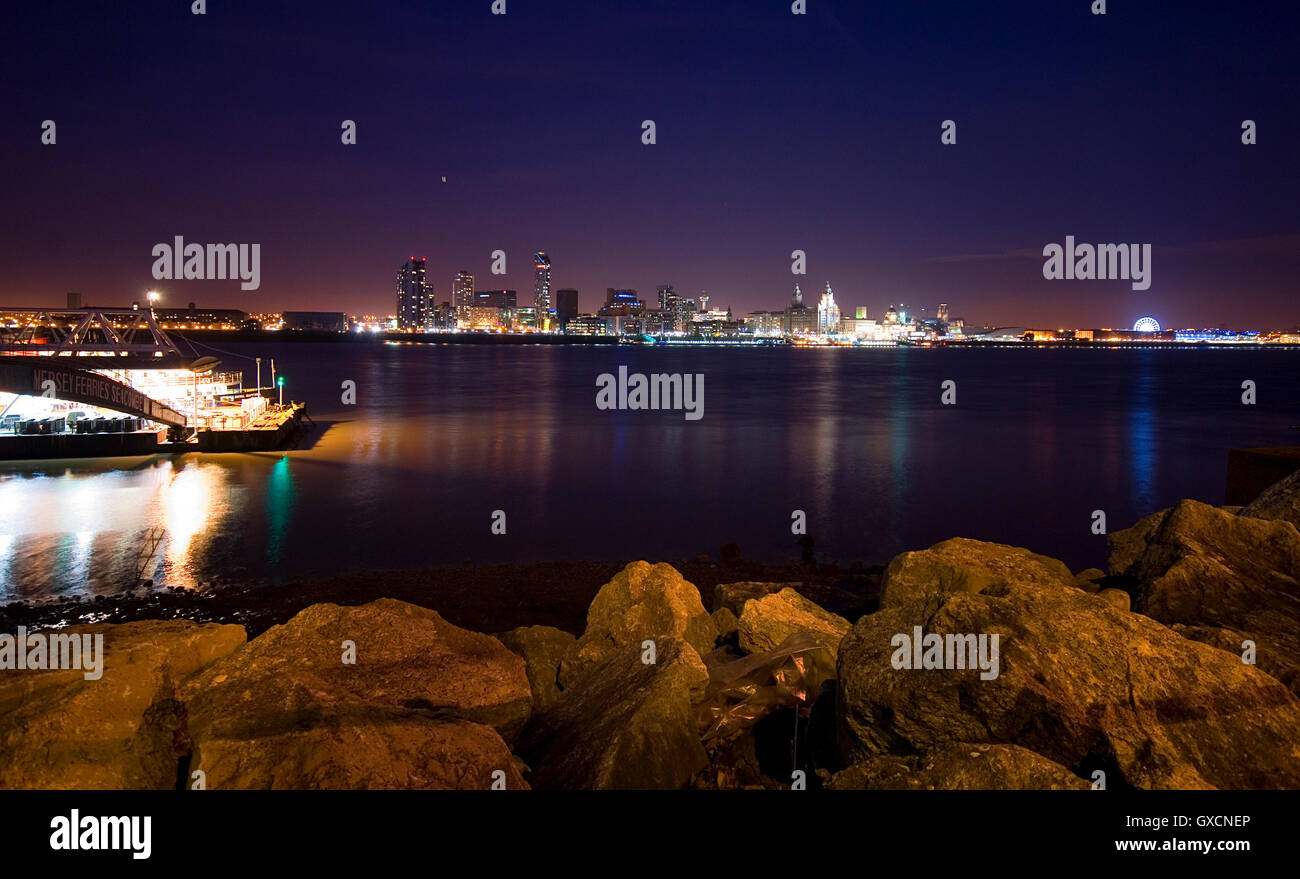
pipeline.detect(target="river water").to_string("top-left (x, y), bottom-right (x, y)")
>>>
top-left (0, 342), bottom-right (1294, 600)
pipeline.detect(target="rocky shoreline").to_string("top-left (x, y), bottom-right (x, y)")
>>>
top-left (3, 472), bottom-right (1300, 790)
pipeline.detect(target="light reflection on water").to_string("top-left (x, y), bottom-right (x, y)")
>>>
top-left (0, 343), bottom-right (1293, 601)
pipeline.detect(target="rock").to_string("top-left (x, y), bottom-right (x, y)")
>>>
top-left (837, 580), bottom-right (1300, 789)
top-left (1240, 468), bottom-right (1300, 531)
top-left (1171, 624), bottom-right (1300, 696)
top-left (737, 587), bottom-right (850, 657)
top-left (713, 581), bottom-right (802, 616)
top-left (182, 599), bottom-right (531, 744)
top-left (495, 625), bottom-right (575, 713)
top-left (827, 743), bottom-right (1089, 790)
top-left (711, 607), bottom-right (740, 640)
top-left (0, 621), bottom-right (245, 790)
top-left (185, 713), bottom-right (526, 790)
top-left (1071, 568), bottom-right (1105, 593)
top-left (1097, 588), bottom-right (1131, 612)
top-left (1106, 509), bottom-right (1171, 576)
top-left (561, 561), bottom-right (715, 688)
top-left (880, 538), bottom-right (1074, 608)
top-left (1126, 500), bottom-right (1300, 694)
top-left (519, 638), bottom-right (709, 789)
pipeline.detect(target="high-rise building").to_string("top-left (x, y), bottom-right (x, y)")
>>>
top-left (453, 271), bottom-right (475, 308)
top-left (474, 289), bottom-right (517, 308)
top-left (554, 288), bottom-right (579, 329)
top-left (533, 253), bottom-right (552, 319)
top-left (397, 258), bottom-right (433, 331)
top-left (817, 283), bottom-right (841, 334)
top-left (937, 302), bottom-right (950, 322)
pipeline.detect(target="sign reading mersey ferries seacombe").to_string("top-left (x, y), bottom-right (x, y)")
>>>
top-left (0, 359), bottom-right (187, 428)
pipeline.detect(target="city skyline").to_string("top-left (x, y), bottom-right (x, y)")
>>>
top-left (1, 1), bottom-right (1297, 328)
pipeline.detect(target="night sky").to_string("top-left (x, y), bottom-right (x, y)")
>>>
top-left (1, 0), bottom-right (1297, 329)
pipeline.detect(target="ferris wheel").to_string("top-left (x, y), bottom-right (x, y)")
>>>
top-left (1132, 316), bottom-right (1161, 333)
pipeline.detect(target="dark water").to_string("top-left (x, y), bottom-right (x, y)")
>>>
top-left (1, 342), bottom-right (1295, 600)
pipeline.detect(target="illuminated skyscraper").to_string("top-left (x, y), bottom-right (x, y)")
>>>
top-left (937, 302), bottom-right (950, 322)
top-left (396, 258), bottom-right (433, 331)
top-left (817, 282), bottom-right (841, 334)
top-left (534, 253), bottom-right (552, 322)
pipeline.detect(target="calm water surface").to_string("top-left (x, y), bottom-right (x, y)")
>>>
top-left (1, 343), bottom-right (1294, 600)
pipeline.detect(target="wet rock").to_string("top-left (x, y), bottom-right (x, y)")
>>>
top-left (560, 561), bottom-right (715, 688)
top-left (880, 538), bottom-right (1073, 608)
top-left (713, 581), bottom-right (802, 616)
top-left (827, 743), bottom-right (1089, 790)
top-left (737, 587), bottom-right (850, 657)
top-left (1126, 500), bottom-right (1300, 697)
top-left (837, 580), bottom-right (1300, 790)
top-left (0, 621), bottom-right (245, 790)
top-left (496, 625), bottom-right (575, 713)
top-left (1240, 468), bottom-right (1300, 531)
top-left (187, 711), bottom-right (526, 790)
top-left (1097, 588), bottom-right (1131, 612)
top-left (182, 599), bottom-right (531, 744)
top-left (1071, 568), bottom-right (1105, 593)
top-left (519, 638), bottom-right (709, 789)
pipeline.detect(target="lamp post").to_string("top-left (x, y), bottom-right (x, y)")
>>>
top-left (277, 376), bottom-right (284, 406)
top-left (255, 357), bottom-right (262, 396)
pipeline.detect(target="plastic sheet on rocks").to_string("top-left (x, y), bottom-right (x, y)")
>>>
top-left (698, 631), bottom-right (835, 743)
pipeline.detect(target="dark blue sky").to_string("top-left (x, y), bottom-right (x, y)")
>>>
top-left (1, 0), bottom-right (1297, 328)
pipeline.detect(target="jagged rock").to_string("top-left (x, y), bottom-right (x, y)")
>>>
top-left (712, 607), bottom-right (740, 640)
top-left (1071, 568), bottom-right (1105, 593)
top-left (880, 538), bottom-right (1073, 608)
top-left (496, 625), bottom-right (575, 712)
top-left (737, 587), bottom-right (850, 657)
top-left (1126, 500), bottom-right (1300, 695)
top-left (185, 712), bottom-right (526, 790)
top-left (837, 580), bottom-right (1300, 790)
top-left (713, 581), bottom-right (802, 616)
top-left (1097, 588), bottom-right (1131, 612)
top-left (1171, 624), bottom-right (1300, 696)
top-left (827, 743), bottom-right (1089, 790)
top-left (1107, 509), bottom-right (1171, 576)
top-left (560, 561), bottom-right (715, 688)
top-left (0, 621), bottom-right (245, 790)
top-left (182, 599), bottom-right (531, 744)
top-left (1241, 468), bottom-right (1300, 531)
top-left (519, 638), bottom-right (709, 789)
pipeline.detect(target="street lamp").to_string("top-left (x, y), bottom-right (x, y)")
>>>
top-left (277, 375), bottom-right (284, 406)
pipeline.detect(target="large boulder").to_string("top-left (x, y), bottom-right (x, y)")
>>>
top-left (1124, 500), bottom-right (1300, 695)
top-left (495, 625), bottom-right (575, 713)
top-left (713, 581), bottom-right (802, 616)
top-left (1241, 468), bottom-right (1300, 532)
top-left (183, 712), bottom-right (526, 790)
top-left (519, 638), bottom-right (709, 789)
top-left (561, 562), bottom-right (715, 688)
top-left (181, 599), bottom-right (532, 744)
top-left (880, 538), bottom-right (1073, 608)
top-left (1107, 509), bottom-right (1171, 576)
top-left (737, 587), bottom-right (850, 657)
top-left (0, 621), bottom-right (245, 790)
top-left (1171, 624), bottom-right (1300, 695)
top-left (827, 743), bottom-right (1089, 790)
top-left (837, 580), bottom-right (1300, 790)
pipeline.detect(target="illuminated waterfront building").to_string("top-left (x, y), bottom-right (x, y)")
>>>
top-left (817, 283), bottom-right (841, 335)
top-left (533, 253), bottom-right (552, 325)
